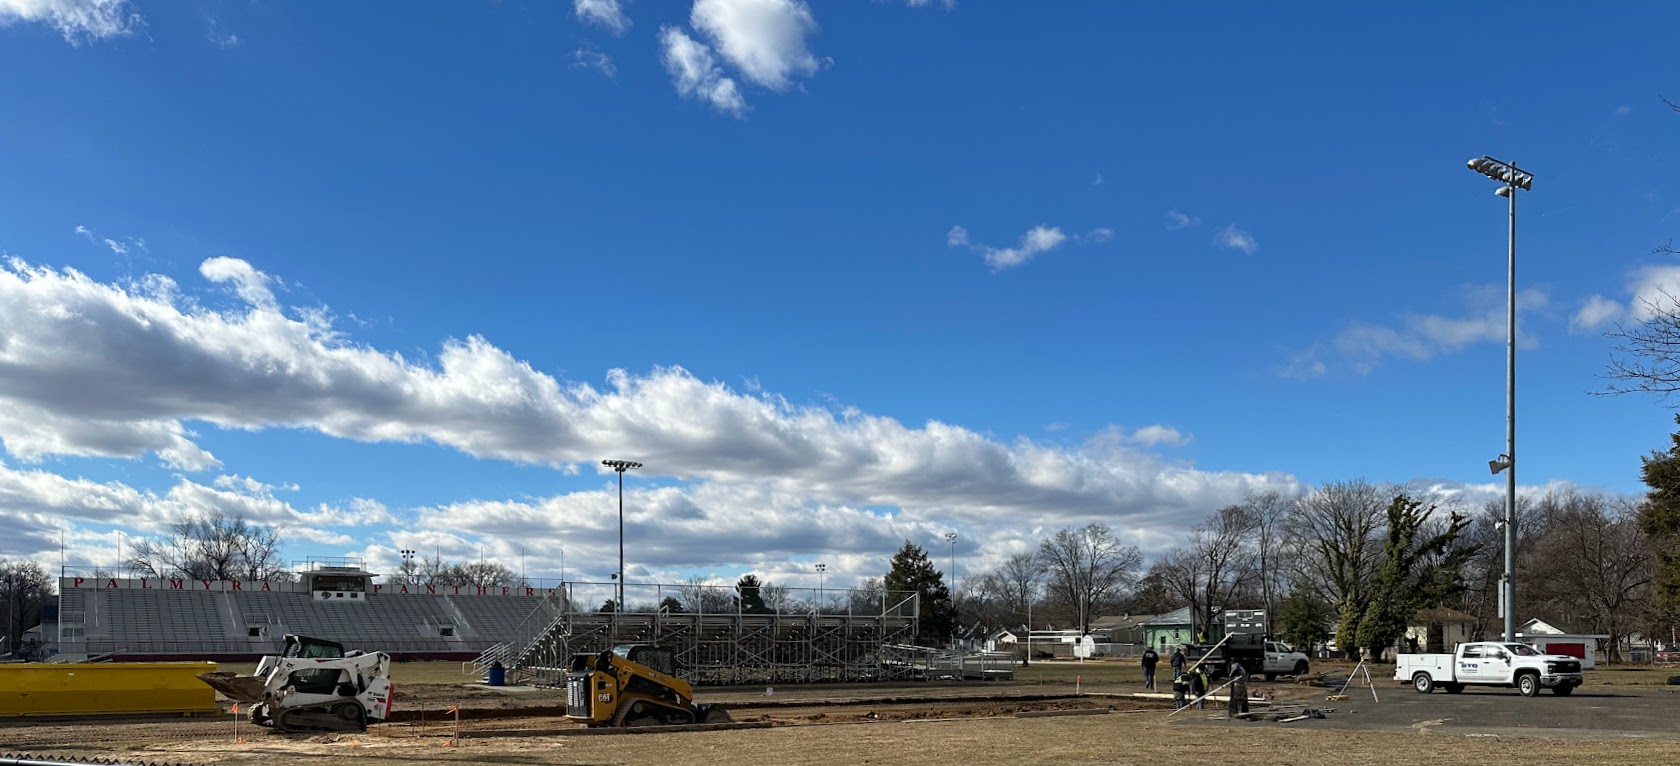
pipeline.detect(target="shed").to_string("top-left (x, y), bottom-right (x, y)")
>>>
top-left (1517, 618), bottom-right (1608, 670)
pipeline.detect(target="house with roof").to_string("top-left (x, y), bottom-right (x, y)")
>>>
top-left (1394, 607), bottom-right (1478, 655)
top-left (1516, 618), bottom-right (1609, 669)
top-left (1090, 613), bottom-right (1157, 646)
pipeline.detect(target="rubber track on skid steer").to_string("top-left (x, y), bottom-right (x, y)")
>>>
top-left (271, 700), bottom-right (367, 734)
top-left (0, 753), bottom-right (213, 766)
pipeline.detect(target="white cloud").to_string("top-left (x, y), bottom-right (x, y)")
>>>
top-left (0, 256), bottom-right (1305, 572)
top-left (1084, 227), bottom-right (1114, 244)
top-left (659, 26), bottom-right (747, 116)
top-left (1128, 425), bottom-right (1191, 448)
top-left (1164, 210), bottom-right (1198, 230)
top-left (1615, 105), bottom-right (1633, 117)
top-left (1091, 172), bottom-right (1104, 187)
top-left (574, 0), bottom-right (630, 34)
top-left (690, 0), bottom-right (821, 91)
top-left (572, 49), bottom-right (616, 78)
top-left (1625, 265), bottom-right (1680, 321)
top-left (1284, 285), bottom-right (1548, 377)
top-left (213, 32), bottom-right (239, 48)
top-left (0, 0), bottom-right (137, 43)
top-left (102, 238), bottom-right (127, 255)
top-left (1571, 294), bottom-right (1624, 333)
top-left (1217, 224), bottom-right (1257, 255)
top-left (948, 225), bottom-right (1069, 271)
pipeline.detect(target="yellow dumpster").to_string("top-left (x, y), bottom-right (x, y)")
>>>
top-left (0, 662), bottom-right (221, 716)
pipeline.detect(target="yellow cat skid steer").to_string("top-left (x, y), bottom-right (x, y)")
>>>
top-left (564, 644), bottom-right (731, 727)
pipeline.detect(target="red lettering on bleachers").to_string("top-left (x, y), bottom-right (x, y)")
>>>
top-left (476, 587), bottom-right (487, 595)
top-left (452, 586), bottom-right (462, 595)
top-left (170, 579), bottom-right (184, 590)
top-left (72, 578), bottom-right (84, 588)
top-left (261, 581), bottom-right (271, 591)
top-left (399, 585), bottom-right (409, 594)
top-left (202, 580), bottom-right (213, 590)
top-left (525, 588), bottom-right (535, 597)
top-left (231, 581), bottom-right (242, 591)
top-left (140, 579), bottom-right (149, 589)
top-left (373, 584), bottom-right (383, 593)
top-left (426, 585), bottom-right (436, 595)
top-left (106, 579), bottom-right (118, 588)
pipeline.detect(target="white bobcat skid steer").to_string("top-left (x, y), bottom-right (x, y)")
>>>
top-left (198, 635), bottom-right (394, 734)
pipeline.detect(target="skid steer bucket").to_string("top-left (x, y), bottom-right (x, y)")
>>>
top-left (197, 671), bottom-right (269, 703)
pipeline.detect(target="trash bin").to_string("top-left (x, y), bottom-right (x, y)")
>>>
top-left (487, 661), bottom-right (506, 687)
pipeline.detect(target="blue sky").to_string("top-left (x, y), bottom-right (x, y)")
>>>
top-left (1, 0), bottom-right (1678, 591)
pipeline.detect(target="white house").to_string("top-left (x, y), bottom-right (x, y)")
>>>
top-left (1516, 618), bottom-right (1608, 669)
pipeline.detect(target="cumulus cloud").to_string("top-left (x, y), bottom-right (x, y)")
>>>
top-left (1571, 294), bottom-right (1624, 333)
top-left (1164, 210), bottom-right (1199, 230)
top-left (574, 0), bottom-right (630, 34)
top-left (1283, 284), bottom-right (1548, 377)
top-left (0, 0), bottom-right (137, 43)
top-left (1218, 224), bottom-right (1257, 255)
top-left (1128, 425), bottom-right (1191, 448)
top-left (0, 256), bottom-right (1306, 576)
top-left (948, 225), bottom-right (1070, 271)
top-left (690, 0), bottom-right (821, 91)
top-left (660, 26), bottom-right (747, 116)
top-left (1084, 227), bottom-right (1115, 244)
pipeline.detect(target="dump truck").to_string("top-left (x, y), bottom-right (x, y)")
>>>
top-left (564, 644), bottom-right (731, 727)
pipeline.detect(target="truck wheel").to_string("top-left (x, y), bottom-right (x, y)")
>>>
top-left (1412, 672), bottom-right (1434, 694)
top-left (1444, 683), bottom-right (1464, 694)
top-left (1551, 683), bottom-right (1574, 697)
top-left (1517, 673), bottom-right (1539, 697)
top-left (1294, 660), bottom-right (1310, 676)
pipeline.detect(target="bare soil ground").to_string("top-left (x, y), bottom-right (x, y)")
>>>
top-left (8, 659), bottom-right (1675, 765)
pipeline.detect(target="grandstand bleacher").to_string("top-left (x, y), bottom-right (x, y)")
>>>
top-left (55, 573), bottom-right (557, 661)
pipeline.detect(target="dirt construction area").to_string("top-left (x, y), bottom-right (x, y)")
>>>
top-left (5, 661), bottom-right (1680, 765)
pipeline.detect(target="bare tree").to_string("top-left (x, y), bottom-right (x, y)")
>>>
top-left (431, 561), bottom-right (524, 588)
top-left (1157, 506), bottom-right (1259, 638)
top-left (0, 559), bottom-right (53, 656)
top-left (1038, 523), bottom-right (1142, 634)
top-left (128, 511), bottom-right (291, 581)
top-left (680, 576), bottom-right (735, 612)
top-left (1283, 480), bottom-right (1388, 653)
top-left (1244, 490), bottom-right (1294, 635)
top-left (967, 553), bottom-right (1044, 629)
top-left (1527, 491), bottom-right (1652, 663)
top-left (848, 576), bottom-right (885, 615)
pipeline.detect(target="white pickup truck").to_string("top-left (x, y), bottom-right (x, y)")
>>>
top-left (1394, 641), bottom-right (1584, 697)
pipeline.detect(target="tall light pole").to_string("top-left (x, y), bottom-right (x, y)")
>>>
top-left (1468, 155), bottom-right (1532, 644)
top-left (944, 532), bottom-right (957, 645)
top-left (815, 562), bottom-right (826, 593)
top-left (602, 459), bottom-right (642, 609)
top-left (400, 549), bottom-right (416, 584)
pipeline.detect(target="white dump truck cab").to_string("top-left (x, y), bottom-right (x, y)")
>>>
top-left (1394, 641), bottom-right (1584, 697)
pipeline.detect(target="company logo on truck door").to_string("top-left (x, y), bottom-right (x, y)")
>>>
top-left (1458, 662), bottom-right (1478, 670)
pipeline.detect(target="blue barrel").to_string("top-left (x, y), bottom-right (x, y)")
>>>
top-left (487, 662), bottom-right (506, 687)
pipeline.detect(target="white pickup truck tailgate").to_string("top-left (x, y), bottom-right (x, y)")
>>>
top-left (1393, 654), bottom-right (1455, 682)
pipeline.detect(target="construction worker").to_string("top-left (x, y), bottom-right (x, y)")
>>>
top-left (1171, 669), bottom-right (1189, 710)
top-left (1141, 645), bottom-right (1159, 690)
top-left (1170, 645), bottom-right (1186, 680)
top-left (1188, 666), bottom-right (1208, 710)
top-left (1227, 660), bottom-right (1250, 719)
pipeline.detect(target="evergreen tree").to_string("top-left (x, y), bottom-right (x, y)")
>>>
top-left (1276, 586), bottom-right (1331, 650)
top-left (883, 541), bottom-right (956, 646)
top-left (1353, 494), bottom-right (1474, 661)
top-left (736, 574), bottom-right (770, 614)
top-left (1639, 415), bottom-right (1680, 621)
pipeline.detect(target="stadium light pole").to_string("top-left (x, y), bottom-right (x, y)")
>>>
top-left (400, 549), bottom-right (416, 585)
top-left (602, 459), bottom-right (642, 609)
top-left (1467, 155), bottom-right (1532, 644)
top-left (944, 531), bottom-right (957, 646)
top-left (815, 562), bottom-right (826, 594)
